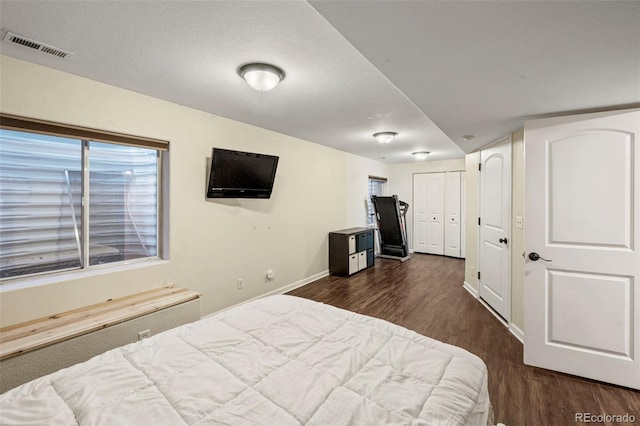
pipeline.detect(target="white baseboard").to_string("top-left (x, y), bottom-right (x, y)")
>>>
top-left (266, 269), bottom-right (330, 298)
top-left (477, 297), bottom-right (509, 327)
top-left (463, 281), bottom-right (479, 298)
top-left (203, 270), bottom-right (329, 319)
top-left (509, 323), bottom-right (524, 344)
top-left (466, 282), bottom-right (525, 344)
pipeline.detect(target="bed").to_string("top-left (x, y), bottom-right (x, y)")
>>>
top-left (0, 295), bottom-right (491, 425)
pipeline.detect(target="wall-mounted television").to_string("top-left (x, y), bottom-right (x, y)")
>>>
top-left (206, 148), bottom-right (279, 199)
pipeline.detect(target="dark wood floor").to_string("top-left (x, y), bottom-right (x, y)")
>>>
top-left (288, 254), bottom-right (640, 426)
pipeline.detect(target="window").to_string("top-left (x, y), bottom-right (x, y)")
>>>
top-left (0, 115), bottom-right (168, 280)
top-left (367, 176), bottom-right (387, 225)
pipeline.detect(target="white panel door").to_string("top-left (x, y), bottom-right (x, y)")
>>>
top-left (461, 172), bottom-right (466, 258)
top-left (413, 173), bottom-right (444, 255)
top-left (479, 138), bottom-right (512, 321)
top-left (426, 173), bottom-right (445, 255)
top-left (444, 171), bottom-right (461, 257)
top-left (427, 173), bottom-right (444, 254)
top-left (413, 173), bottom-right (429, 253)
top-left (524, 108), bottom-right (640, 390)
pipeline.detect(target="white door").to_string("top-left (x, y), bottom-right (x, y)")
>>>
top-left (479, 137), bottom-right (512, 321)
top-left (461, 172), bottom-right (466, 258)
top-left (524, 108), bottom-right (640, 390)
top-left (444, 171), bottom-right (461, 257)
top-left (413, 173), bottom-right (429, 253)
top-left (413, 173), bottom-right (444, 255)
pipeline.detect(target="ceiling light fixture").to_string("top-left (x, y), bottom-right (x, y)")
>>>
top-left (373, 132), bottom-right (397, 144)
top-left (462, 134), bottom-right (477, 142)
top-left (238, 63), bottom-right (285, 91)
top-left (412, 151), bottom-right (430, 160)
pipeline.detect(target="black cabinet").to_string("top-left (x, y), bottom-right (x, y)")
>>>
top-left (329, 227), bottom-right (375, 277)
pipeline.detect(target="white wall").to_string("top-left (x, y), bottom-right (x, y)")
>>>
top-left (0, 56), bottom-right (389, 327)
top-left (388, 159), bottom-right (465, 251)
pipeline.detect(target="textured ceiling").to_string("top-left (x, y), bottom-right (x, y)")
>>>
top-left (0, 1), bottom-right (638, 163)
top-left (310, 0), bottom-right (640, 151)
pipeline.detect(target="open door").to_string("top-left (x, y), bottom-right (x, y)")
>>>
top-left (524, 108), bottom-right (640, 390)
top-left (479, 138), bottom-right (512, 321)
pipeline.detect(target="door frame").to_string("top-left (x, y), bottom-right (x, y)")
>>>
top-left (478, 135), bottom-right (512, 323)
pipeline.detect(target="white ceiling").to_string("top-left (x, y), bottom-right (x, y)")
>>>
top-left (0, 1), bottom-right (638, 163)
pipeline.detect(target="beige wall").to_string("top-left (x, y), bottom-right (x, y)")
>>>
top-left (0, 56), bottom-right (389, 327)
top-left (463, 130), bottom-right (525, 332)
top-left (510, 129), bottom-right (525, 331)
top-left (387, 159), bottom-right (466, 251)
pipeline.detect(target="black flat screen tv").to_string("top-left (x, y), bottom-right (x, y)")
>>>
top-left (206, 148), bottom-right (279, 199)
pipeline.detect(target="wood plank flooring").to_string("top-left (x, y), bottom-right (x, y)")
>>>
top-left (288, 254), bottom-right (640, 426)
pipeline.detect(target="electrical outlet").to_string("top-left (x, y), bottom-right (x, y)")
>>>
top-left (137, 329), bottom-right (150, 340)
top-left (237, 278), bottom-right (244, 290)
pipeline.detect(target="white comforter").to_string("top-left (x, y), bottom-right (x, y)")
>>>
top-left (0, 295), bottom-right (490, 425)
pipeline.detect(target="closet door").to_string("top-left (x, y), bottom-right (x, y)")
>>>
top-left (461, 172), bottom-right (466, 258)
top-left (413, 174), bottom-right (429, 253)
top-left (413, 173), bottom-right (444, 255)
top-left (444, 172), bottom-right (461, 257)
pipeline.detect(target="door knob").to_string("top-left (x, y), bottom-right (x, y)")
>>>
top-left (528, 252), bottom-right (552, 262)
top-left (499, 237), bottom-right (508, 244)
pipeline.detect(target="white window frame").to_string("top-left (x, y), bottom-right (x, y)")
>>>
top-left (367, 175), bottom-right (387, 226)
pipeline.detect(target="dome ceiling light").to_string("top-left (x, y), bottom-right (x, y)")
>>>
top-left (373, 132), bottom-right (397, 144)
top-left (238, 63), bottom-right (285, 91)
top-left (412, 151), bottom-right (430, 160)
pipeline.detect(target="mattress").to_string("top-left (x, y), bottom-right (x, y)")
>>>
top-left (0, 295), bottom-right (491, 425)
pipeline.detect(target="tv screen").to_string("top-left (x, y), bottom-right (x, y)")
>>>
top-left (206, 148), bottom-right (279, 199)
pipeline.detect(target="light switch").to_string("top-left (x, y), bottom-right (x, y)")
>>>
top-left (515, 216), bottom-right (523, 229)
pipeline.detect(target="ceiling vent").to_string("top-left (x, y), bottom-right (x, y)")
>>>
top-left (2, 31), bottom-right (73, 59)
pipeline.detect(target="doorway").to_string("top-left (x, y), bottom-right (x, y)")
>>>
top-left (479, 136), bottom-right (512, 321)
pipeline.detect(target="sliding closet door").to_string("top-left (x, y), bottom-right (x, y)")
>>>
top-left (444, 172), bottom-right (461, 257)
top-left (413, 174), bottom-right (429, 253)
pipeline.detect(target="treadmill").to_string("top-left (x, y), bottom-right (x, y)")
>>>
top-left (371, 195), bottom-right (410, 262)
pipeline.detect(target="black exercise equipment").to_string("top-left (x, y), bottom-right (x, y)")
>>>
top-left (371, 195), bottom-right (410, 262)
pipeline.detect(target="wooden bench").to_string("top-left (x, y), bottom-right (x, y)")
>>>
top-left (0, 285), bottom-right (201, 361)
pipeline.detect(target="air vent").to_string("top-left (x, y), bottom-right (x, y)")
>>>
top-left (2, 31), bottom-right (73, 59)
